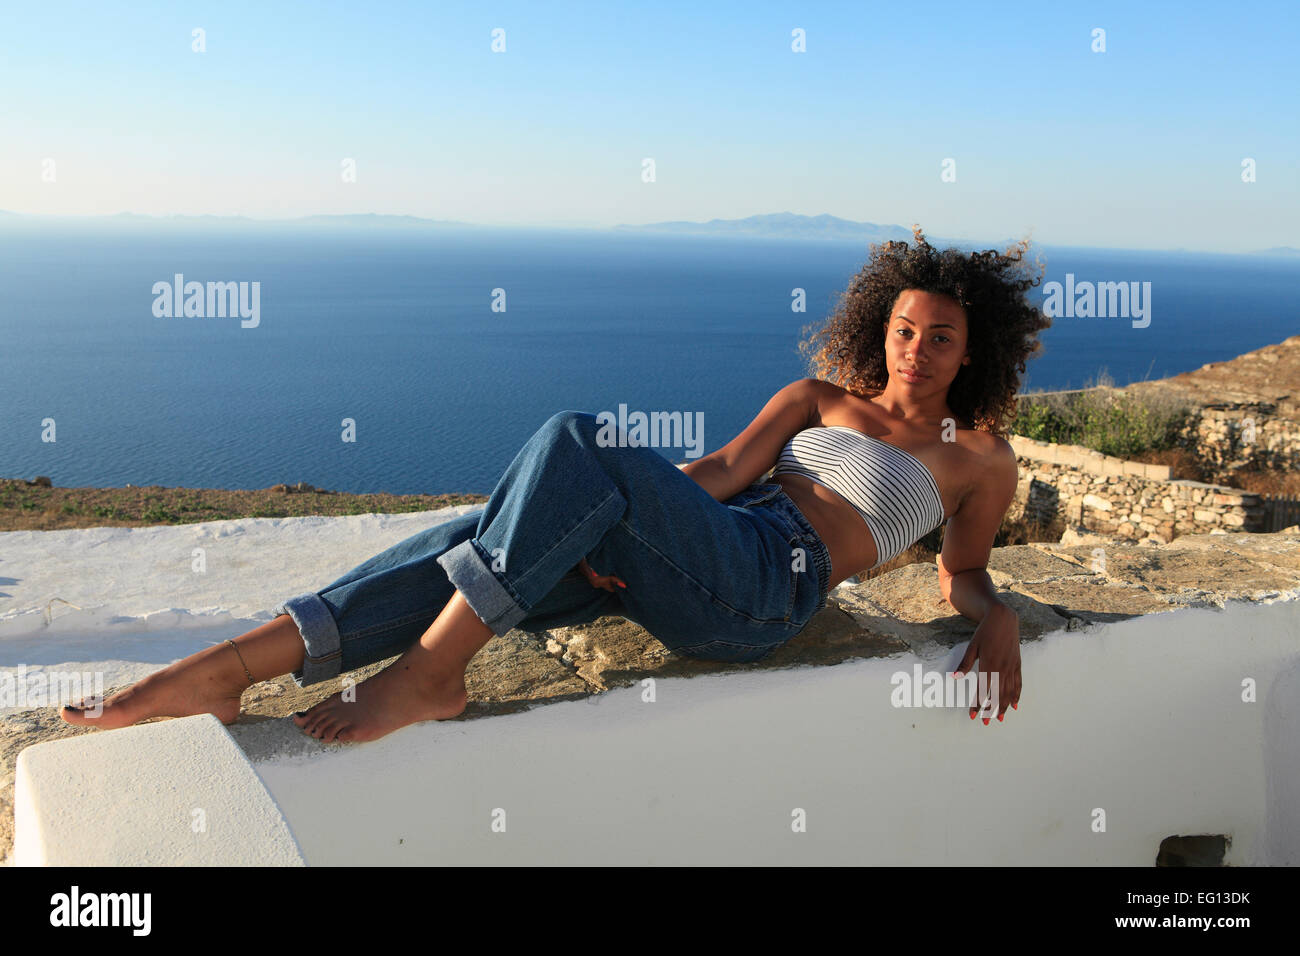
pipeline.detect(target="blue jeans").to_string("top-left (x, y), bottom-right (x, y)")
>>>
top-left (272, 410), bottom-right (832, 686)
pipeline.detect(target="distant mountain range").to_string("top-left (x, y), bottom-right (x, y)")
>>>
top-left (613, 212), bottom-right (929, 243)
top-left (293, 213), bottom-right (473, 228)
top-left (0, 210), bottom-right (932, 242)
top-left (0, 209), bottom-right (1293, 255)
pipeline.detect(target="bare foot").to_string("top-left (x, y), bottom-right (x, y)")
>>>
top-left (60, 641), bottom-right (249, 730)
top-left (292, 656), bottom-right (467, 744)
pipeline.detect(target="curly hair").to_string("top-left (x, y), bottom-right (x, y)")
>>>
top-left (798, 225), bottom-right (1051, 438)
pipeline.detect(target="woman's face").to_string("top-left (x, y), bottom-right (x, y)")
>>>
top-left (882, 289), bottom-right (971, 391)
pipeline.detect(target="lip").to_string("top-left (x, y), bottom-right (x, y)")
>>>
top-left (899, 368), bottom-right (929, 381)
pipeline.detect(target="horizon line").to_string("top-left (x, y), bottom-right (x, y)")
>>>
top-left (0, 209), bottom-right (1294, 257)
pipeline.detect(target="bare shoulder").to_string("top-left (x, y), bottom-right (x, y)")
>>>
top-left (804, 377), bottom-right (846, 401)
top-left (804, 377), bottom-right (862, 416)
top-left (952, 430), bottom-right (1019, 513)
top-left (782, 377), bottom-right (831, 420)
top-left (967, 429), bottom-right (1016, 463)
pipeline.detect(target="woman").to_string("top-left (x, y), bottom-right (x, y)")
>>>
top-left (62, 226), bottom-right (1049, 742)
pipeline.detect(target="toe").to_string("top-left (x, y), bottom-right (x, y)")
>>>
top-left (311, 712), bottom-right (338, 739)
top-left (61, 700), bottom-right (107, 725)
top-left (295, 712), bottom-right (321, 735)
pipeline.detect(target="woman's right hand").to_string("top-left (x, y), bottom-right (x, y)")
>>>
top-left (577, 557), bottom-right (626, 592)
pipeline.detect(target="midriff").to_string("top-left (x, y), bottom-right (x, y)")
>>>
top-left (771, 472), bottom-right (879, 588)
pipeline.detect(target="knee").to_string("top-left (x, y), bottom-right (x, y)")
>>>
top-left (541, 409), bottom-right (587, 432)
top-left (539, 409), bottom-right (599, 445)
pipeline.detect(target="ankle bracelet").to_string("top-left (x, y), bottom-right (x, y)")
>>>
top-left (227, 639), bottom-right (255, 686)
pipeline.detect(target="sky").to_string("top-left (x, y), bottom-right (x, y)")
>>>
top-left (2, 0), bottom-right (1297, 252)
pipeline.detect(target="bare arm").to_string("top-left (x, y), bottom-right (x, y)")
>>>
top-left (936, 437), bottom-right (1019, 622)
top-left (938, 438), bottom-right (1023, 720)
top-left (678, 378), bottom-right (818, 502)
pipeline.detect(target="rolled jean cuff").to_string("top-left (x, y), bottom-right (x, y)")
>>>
top-left (435, 537), bottom-right (529, 638)
top-left (273, 592), bottom-right (343, 688)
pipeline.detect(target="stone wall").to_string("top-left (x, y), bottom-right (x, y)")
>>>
top-left (1008, 435), bottom-right (1266, 541)
top-left (1174, 402), bottom-right (1300, 479)
top-left (1116, 334), bottom-right (1300, 483)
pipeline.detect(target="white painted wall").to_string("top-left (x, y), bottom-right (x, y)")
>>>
top-left (252, 597), bottom-right (1300, 865)
top-left (7, 513), bottom-right (1297, 864)
top-left (15, 714), bottom-right (305, 866)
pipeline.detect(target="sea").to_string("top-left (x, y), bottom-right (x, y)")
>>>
top-left (1, 223), bottom-right (1296, 495)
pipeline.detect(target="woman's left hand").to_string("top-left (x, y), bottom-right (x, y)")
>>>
top-left (952, 602), bottom-right (1021, 724)
top-left (577, 557), bottom-right (627, 592)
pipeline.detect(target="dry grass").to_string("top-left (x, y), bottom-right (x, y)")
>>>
top-left (1120, 445), bottom-right (1209, 482)
top-left (1228, 468), bottom-right (1300, 498)
top-left (0, 478), bottom-right (488, 532)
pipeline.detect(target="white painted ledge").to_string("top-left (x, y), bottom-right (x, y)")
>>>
top-left (14, 713), bottom-right (305, 866)
top-left (12, 597), bottom-right (1299, 865)
top-left (250, 597), bottom-right (1299, 865)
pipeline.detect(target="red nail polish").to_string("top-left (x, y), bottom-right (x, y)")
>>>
top-left (969, 711), bottom-right (976, 720)
top-left (1012, 702), bottom-right (1018, 710)
top-left (617, 581), bottom-right (626, 588)
top-left (997, 714), bottom-right (1004, 722)
top-left (982, 717), bottom-right (990, 725)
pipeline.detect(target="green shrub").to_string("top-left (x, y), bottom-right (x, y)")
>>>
top-left (1011, 379), bottom-right (1191, 457)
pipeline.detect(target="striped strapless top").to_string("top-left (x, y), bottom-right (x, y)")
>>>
top-left (770, 425), bottom-right (946, 569)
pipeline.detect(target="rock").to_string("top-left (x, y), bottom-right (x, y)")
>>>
top-left (30, 476), bottom-right (52, 488)
top-left (1059, 525), bottom-right (1115, 547)
top-left (984, 545), bottom-right (1095, 586)
top-left (833, 562), bottom-right (1073, 651)
top-left (268, 484), bottom-right (289, 493)
top-left (1052, 538), bottom-right (1300, 603)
